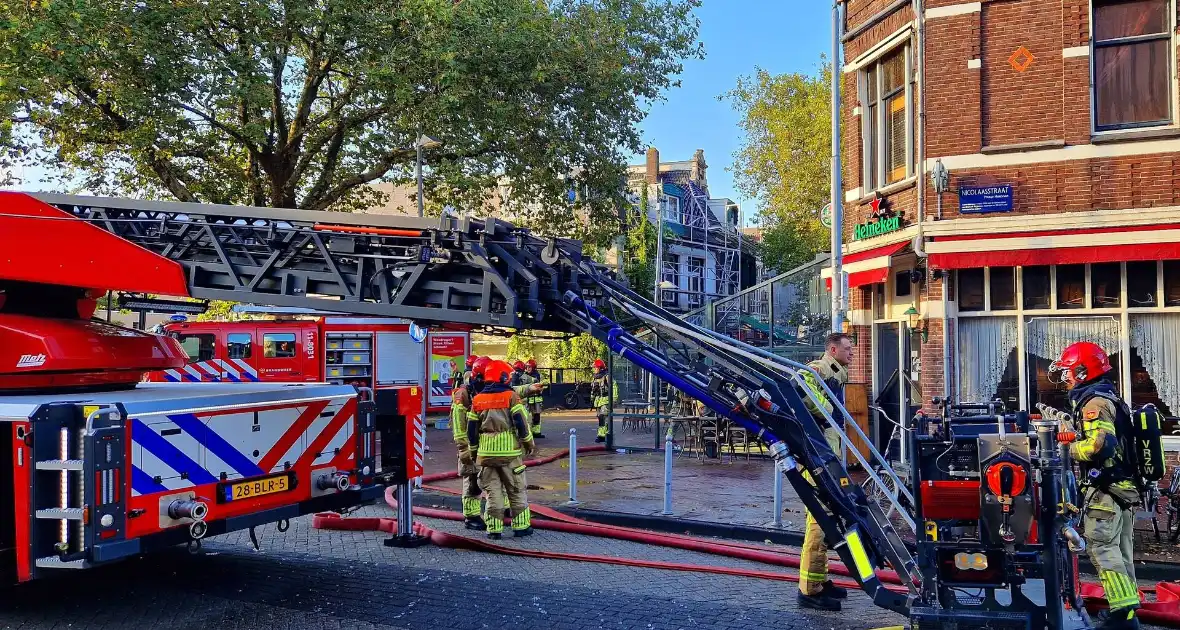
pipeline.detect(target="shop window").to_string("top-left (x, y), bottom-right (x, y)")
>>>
top-left (1127, 261), bottom-right (1159, 307)
top-left (874, 283), bottom-right (886, 320)
top-left (1056, 264), bottom-right (1086, 309)
top-left (990, 267), bottom-right (1016, 311)
top-left (226, 333), bottom-right (252, 359)
top-left (861, 44), bottom-right (912, 191)
top-left (1166, 260), bottom-right (1180, 307)
top-left (958, 317), bottom-right (1019, 409)
top-left (1026, 316), bottom-right (1121, 412)
top-left (174, 333), bottom-right (215, 362)
top-left (263, 333), bottom-right (297, 358)
top-left (1090, 262), bottom-right (1121, 308)
top-left (958, 269), bottom-right (985, 312)
top-left (1093, 0), bottom-right (1172, 131)
top-left (1130, 314), bottom-right (1180, 430)
top-left (1022, 266), bottom-right (1051, 309)
top-left (895, 271), bottom-right (912, 298)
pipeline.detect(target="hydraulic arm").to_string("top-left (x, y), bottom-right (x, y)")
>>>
top-left (15, 193), bottom-right (921, 611)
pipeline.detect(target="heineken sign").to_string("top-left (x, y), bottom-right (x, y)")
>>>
top-left (853, 194), bottom-right (903, 241)
top-left (854, 215), bottom-right (902, 240)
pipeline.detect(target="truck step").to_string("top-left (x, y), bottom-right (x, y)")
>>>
top-left (35, 459), bottom-right (85, 471)
top-left (35, 508), bottom-right (84, 520)
top-left (35, 557), bottom-right (87, 569)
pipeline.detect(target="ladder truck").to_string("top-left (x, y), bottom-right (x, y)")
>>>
top-left (0, 191), bottom-right (1090, 629)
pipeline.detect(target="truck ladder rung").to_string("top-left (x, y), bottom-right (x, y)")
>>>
top-left (35, 459), bottom-right (85, 471)
top-left (35, 508), bottom-right (84, 520)
top-left (35, 557), bottom-right (87, 569)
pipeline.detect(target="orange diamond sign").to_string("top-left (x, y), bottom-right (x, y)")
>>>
top-left (1008, 46), bottom-right (1035, 72)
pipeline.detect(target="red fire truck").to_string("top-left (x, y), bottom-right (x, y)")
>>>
top-left (146, 318), bottom-right (470, 413)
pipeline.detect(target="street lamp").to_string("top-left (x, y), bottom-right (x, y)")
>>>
top-left (414, 133), bottom-right (443, 218)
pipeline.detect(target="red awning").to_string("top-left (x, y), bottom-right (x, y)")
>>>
top-left (927, 224), bottom-right (1180, 269)
top-left (823, 241), bottom-right (909, 290)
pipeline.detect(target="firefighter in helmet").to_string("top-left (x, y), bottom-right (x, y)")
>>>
top-left (468, 360), bottom-right (535, 539)
top-left (590, 358), bottom-right (613, 443)
top-left (510, 360), bottom-right (526, 386)
top-left (522, 358), bottom-right (547, 438)
top-left (453, 356), bottom-right (491, 529)
top-left (1052, 341), bottom-right (1140, 629)
top-left (797, 332), bottom-right (853, 612)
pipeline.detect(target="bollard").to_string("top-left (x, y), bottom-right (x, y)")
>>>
top-left (567, 428), bottom-right (580, 506)
top-left (771, 459), bottom-right (784, 528)
top-left (662, 432), bottom-right (673, 515)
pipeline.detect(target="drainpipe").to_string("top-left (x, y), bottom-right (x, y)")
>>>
top-left (830, 0), bottom-right (845, 334)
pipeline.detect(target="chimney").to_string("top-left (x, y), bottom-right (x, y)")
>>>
top-left (645, 147), bottom-right (660, 184)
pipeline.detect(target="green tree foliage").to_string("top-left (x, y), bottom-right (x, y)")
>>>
top-left (1, 0), bottom-right (703, 229)
top-left (622, 191), bottom-right (658, 301)
top-left (195, 300), bottom-right (240, 322)
top-left (725, 61), bottom-right (831, 273)
top-left (505, 334), bottom-right (536, 363)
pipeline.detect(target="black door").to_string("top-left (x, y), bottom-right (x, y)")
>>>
top-left (874, 323), bottom-right (900, 453)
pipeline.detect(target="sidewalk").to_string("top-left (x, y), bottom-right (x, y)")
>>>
top-left (419, 409), bottom-right (1180, 565)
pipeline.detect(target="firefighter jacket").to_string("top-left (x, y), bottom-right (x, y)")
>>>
top-left (522, 369), bottom-right (545, 410)
top-left (591, 369), bottom-right (616, 410)
top-left (451, 385), bottom-right (478, 450)
top-left (468, 383), bottom-right (534, 467)
top-left (1069, 378), bottom-right (1138, 496)
top-left (801, 352), bottom-right (848, 427)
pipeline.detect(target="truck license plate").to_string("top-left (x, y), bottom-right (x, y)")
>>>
top-left (220, 473), bottom-right (293, 503)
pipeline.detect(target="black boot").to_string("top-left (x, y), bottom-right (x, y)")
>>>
top-left (513, 526), bottom-right (534, 538)
top-left (820, 581), bottom-right (848, 599)
top-left (533, 432), bottom-right (546, 439)
top-left (1100, 608), bottom-right (1140, 630)
top-left (594, 435), bottom-right (605, 443)
top-left (463, 516), bottom-right (485, 531)
top-left (487, 532), bottom-right (502, 540)
top-left (797, 592), bottom-right (841, 612)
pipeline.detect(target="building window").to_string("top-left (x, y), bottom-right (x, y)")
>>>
top-left (861, 44), bottom-right (912, 191)
top-left (895, 271), bottom-right (912, 298)
top-left (958, 268), bottom-right (985, 312)
top-left (1091, 262), bottom-right (1122, 308)
top-left (264, 333), bottom-right (297, 358)
top-left (662, 254), bottom-right (680, 306)
top-left (226, 333), bottom-right (252, 359)
top-left (990, 267), bottom-right (1017, 311)
top-left (1056, 264), bottom-right (1086, 309)
top-left (174, 334), bottom-right (215, 362)
top-left (660, 196), bottom-right (681, 225)
top-left (1023, 266), bottom-right (1051, 309)
top-left (1130, 314), bottom-right (1180, 427)
top-left (1128, 261), bottom-right (1159, 306)
top-left (1093, 0), bottom-right (1172, 130)
top-left (687, 257), bottom-right (705, 294)
top-left (1026, 316), bottom-right (1122, 411)
top-left (959, 317), bottom-right (1019, 409)
top-left (1166, 260), bottom-right (1180, 306)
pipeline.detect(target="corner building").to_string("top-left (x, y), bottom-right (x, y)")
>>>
top-left (836, 0), bottom-right (1180, 446)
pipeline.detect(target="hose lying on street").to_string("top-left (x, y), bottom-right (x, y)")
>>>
top-left (314, 446), bottom-right (1180, 628)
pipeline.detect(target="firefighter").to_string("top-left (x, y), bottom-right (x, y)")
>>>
top-left (797, 332), bottom-right (853, 612)
top-left (469, 360), bottom-right (536, 539)
top-left (590, 358), bottom-right (612, 443)
top-left (453, 356), bottom-right (492, 529)
top-left (1052, 341), bottom-right (1141, 629)
top-left (523, 358), bottom-right (547, 438)
top-left (511, 360), bottom-right (526, 386)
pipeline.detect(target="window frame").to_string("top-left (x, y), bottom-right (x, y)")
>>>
top-left (174, 333), bottom-right (216, 362)
top-left (1090, 0), bottom-right (1177, 132)
top-left (660, 195), bottom-right (681, 225)
top-left (263, 332), bottom-right (298, 359)
top-left (860, 41), bottom-right (914, 193)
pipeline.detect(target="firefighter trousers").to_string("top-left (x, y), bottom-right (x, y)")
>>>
top-left (457, 457), bottom-right (482, 519)
top-left (596, 405), bottom-right (609, 439)
top-left (478, 456), bottom-right (531, 534)
top-left (799, 427), bottom-right (842, 596)
top-left (1084, 487), bottom-right (1140, 611)
top-left (531, 406), bottom-right (543, 435)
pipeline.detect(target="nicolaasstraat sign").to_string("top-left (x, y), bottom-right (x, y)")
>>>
top-left (853, 195), bottom-right (904, 241)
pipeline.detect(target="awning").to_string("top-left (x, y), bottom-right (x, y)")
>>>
top-left (823, 241), bottom-right (909, 290)
top-left (926, 224), bottom-right (1180, 269)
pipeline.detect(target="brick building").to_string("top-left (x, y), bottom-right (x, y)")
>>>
top-left (835, 0), bottom-right (1180, 447)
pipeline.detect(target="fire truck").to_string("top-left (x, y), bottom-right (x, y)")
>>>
top-left (0, 191), bottom-right (1096, 628)
top-left (147, 318), bottom-right (470, 413)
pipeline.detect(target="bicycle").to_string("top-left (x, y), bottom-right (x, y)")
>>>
top-left (860, 406), bottom-right (913, 522)
top-left (1162, 456), bottom-right (1180, 543)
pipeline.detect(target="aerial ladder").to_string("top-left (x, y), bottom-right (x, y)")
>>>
top-left (1, 192), bottom-right (1089, 629)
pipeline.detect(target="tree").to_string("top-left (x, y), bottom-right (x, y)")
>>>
top-left (622, 188), bottom-right (659, 301)
top-left (725, 61), bottom-right (831, 273)
top-left (505, 334), bottom-right (537, 363)
top-left (1, 0), bottom-right (703, 228)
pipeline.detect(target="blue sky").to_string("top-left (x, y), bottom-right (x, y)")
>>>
top-left (632, 0), bottom-right (830, 221)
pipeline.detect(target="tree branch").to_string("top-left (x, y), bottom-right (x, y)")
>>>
top-left (171, 100), bottom-right (263, 155)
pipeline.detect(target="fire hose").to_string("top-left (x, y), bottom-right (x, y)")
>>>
top-left (315, 447), bottom-right (1180, 627)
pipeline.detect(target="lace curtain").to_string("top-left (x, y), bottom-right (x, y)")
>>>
top-left (959, 317), bottom-right (1017, 404)
top-left (1130, 314), bottom-right (1180, 416)
top-left (1025, 317), bottom-right (1121, 360)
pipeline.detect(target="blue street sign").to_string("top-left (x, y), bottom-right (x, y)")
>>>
top-left (959, 184), bottom-right (1014, 214)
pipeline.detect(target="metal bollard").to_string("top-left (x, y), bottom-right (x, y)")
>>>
top-left (567, 428), bottom-right (580, 506)
top-left (662, 432), bottom-right (673, 515)
top-left (771, 459), bottom-right (784, 528)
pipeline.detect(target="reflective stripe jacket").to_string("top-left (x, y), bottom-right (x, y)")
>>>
top-left (1069, 379), bottom-right (1136, 493)
top-left (451, 386), bottom-right (478, 447)
top-left (469, 384), bottom-right (534, 466)
top-left (801, 352), bottom-right (848, 427)
top-left (522, 369), bottom-right (545, 407)
top-left (591, 369), bottom-right (615, 409)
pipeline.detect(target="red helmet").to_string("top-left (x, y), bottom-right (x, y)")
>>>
top-left (1051, 341), bottom-right (1112, 385)
top-left (485, 360), bottom-right (513, 384)
top-left (526, 358), bottom-right (537, 369)
top-left (471, 356), bottom-right (492, 379)
top-left (513, 360), bottom-right (525, 371)
top-left (466, 354), bottom-right (477, 368)
top-left (593, 358), bottom-right (606, 370)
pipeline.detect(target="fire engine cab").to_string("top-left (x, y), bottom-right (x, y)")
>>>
top-left (148, 318), bottom-right (470, 413)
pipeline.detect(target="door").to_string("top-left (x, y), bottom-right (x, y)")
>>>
top-left (221, 329), bottom-right (256, 382)
top-left (171, 330), bottom-right (219, 382)
top-left (874, 323), bottom-right (901, 453)
top-left (258, 328), bottom-right (304, 382)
